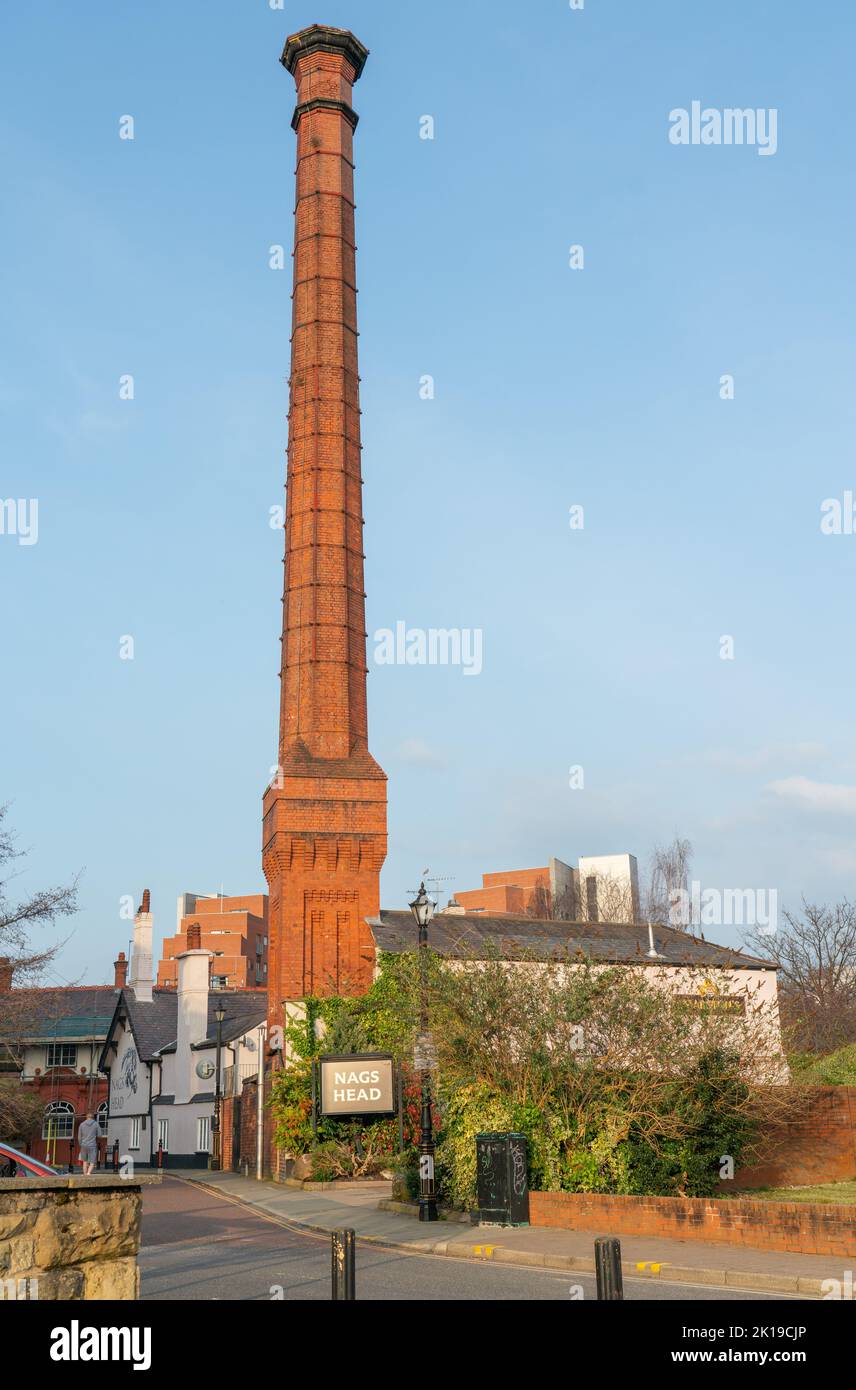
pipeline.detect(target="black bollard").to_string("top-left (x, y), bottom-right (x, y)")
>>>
top-left (595, 1236), bottom-right (624, 1300)
top-left (331, 1229), bottom-right (356, 1300)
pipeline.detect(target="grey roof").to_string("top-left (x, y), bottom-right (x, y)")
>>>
top-left (15, 987), bottom-right (121, 1042)
top-left (368, 912), bottom-right (778, 971)
top-left (100, 988), bottom-right (267, 1068)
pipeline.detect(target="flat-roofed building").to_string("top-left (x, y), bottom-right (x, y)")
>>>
top-left (157, 893), bottom-right (269, 991)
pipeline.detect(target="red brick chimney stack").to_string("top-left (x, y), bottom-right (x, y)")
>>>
top-left (263, 25), bottom-right (387, 1018)
top-left (0, 958), bottom-right (13, 993)
top-left (186, 922), bottom-right (202, 951)
top-left (113, 951), bottom-right (128, 989)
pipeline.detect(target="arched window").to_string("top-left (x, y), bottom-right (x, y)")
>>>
top-left (96, 1102), bottom-right (108, 1137)
top-left (42, 1100), bottom-right (75, 1140)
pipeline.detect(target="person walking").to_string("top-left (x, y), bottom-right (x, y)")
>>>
top-left (77, 1111), bottom-right (100, 1176)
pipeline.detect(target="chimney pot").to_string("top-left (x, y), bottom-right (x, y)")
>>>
top-left (187, 922), bottom-right (202, 950)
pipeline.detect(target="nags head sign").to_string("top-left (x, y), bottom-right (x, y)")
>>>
top-left (319, 1053), bottom-right (396, 1118)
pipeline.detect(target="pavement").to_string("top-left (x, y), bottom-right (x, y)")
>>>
top-left (173, 1169), bottom-right (852, 1298)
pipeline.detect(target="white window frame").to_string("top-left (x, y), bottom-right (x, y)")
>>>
top-left (157, 1118), bottom-right (168, 1152)
top-left (129, 1117), bottom-right (140, 1150)
top-left (42, 1100), bottom-right (75, 1140)
top-left (197, 1116), bottom-right (210, 1153)
top-left (46, 1043), bottom-right (77, 1069)
top-left (96, 1101), bottom-right (108, 1136)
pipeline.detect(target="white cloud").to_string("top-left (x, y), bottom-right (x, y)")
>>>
top-left (767, 776), bottom-right (856, 814)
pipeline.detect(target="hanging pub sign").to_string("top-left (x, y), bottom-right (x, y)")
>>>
top-left (318, 1053), bottom-right (397, 1119)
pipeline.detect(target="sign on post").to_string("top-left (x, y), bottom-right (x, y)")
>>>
top-left (318, 1053), bottom-right (397, 1119)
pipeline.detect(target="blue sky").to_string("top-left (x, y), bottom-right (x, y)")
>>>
top-left (2, 1), bottom-right (855, 982)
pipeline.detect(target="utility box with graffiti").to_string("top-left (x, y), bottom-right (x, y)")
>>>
top-left (475, 1132), bottom-right (530, 1226)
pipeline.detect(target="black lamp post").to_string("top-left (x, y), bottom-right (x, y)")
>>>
top-left (211, 1000), bottom-right (226, 1171)
top-left (409, 882), bottom-right (438, 1222)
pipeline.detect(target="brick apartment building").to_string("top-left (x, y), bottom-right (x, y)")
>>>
top-left (157, 893), bottom-right (269, 991)
top-left (454, 853), bottom-right (640, 923)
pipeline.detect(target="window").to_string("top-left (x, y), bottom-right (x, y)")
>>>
top-left (42, 1101), bottom-right (75, 1140)
top-left (197, 1116), bottom-right (210, 1152)
top-left (46, 1044), bottom-right (77, 1069)
top-left (130, 1117), bottom-right (140, 1150)
top-left (96, 1102), bottom-right (108, 1136)
top-left (157, 1119), bottom-right (168, 1152)
top-left (211, 976), bottom-right (227, 989)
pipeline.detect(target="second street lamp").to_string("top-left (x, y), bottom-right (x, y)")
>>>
top-left (211, 1000), bottom-right (226, 1171)
top-left (409, 881), bottom-right (438, 1222)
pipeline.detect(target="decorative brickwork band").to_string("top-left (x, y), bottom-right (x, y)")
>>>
top-left (292, 98), bottom-right (360, 133)
top-left (264, 25), bottom-right (387, 1015)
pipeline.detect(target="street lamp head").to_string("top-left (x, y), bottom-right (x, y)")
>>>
top-left (409, 882), bottom-right (435, 929)
top-left (214, 1002), bottom-right (226, 1024)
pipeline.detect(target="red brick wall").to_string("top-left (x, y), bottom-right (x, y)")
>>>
top-left (457, 884), bottom-right (526, 914)
top-left (733, 1087), bottom-right (856, 1189)
top-left (530, 1190), bottom-right (856, 1257)
top-left (226, 1073), bottom-right (283, 1179)
top-left (458, 867), bottom-right (549, 915)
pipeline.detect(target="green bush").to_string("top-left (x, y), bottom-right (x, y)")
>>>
top-left (268, 956), bottom-right (782, 1205)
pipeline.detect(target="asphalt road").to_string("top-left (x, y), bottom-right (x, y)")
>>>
top-left (140, 1177), bottom-right (790, 1302)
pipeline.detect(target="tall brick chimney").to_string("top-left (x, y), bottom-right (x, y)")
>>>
top-left (263, 25), bottom-right (387, 1018)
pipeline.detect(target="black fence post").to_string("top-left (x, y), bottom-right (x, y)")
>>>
top-left (331, 1229), bottom-right (356, 1301)
top-left (595, 1236), bottom-right (624, 1300)
top-left (112, 1139), bottom-right (120, 1172)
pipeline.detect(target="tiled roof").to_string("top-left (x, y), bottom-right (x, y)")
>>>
top-left (16, 987), bottom-right (121, 1041)
top-left (367, 912), bottom-right (778, 971)
top-left (115, 988), bottom-right (267, 1062)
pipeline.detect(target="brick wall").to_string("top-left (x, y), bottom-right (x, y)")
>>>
top-left (530, 1190), bottom-right (856, 1257)
top-left (733, 1086), bottom-right (856, 1189)
top-left (224, 1073), bottom-right (282, 1179)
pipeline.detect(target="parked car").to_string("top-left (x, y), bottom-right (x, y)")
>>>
top-left (0, 1141), bottom-right (59, 1178)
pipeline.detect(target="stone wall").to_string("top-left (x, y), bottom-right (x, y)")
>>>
top-left (530, 1190), bottom-right (856, 1257)
top-left (0, 1175), bottom-right (158, 1299)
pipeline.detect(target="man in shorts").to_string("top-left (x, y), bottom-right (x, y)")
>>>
top-left (77, 1111), bottom-right (100, 1175)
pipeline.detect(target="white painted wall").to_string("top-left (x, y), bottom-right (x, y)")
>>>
top-left (578, 853), bottom-right (640, 921)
